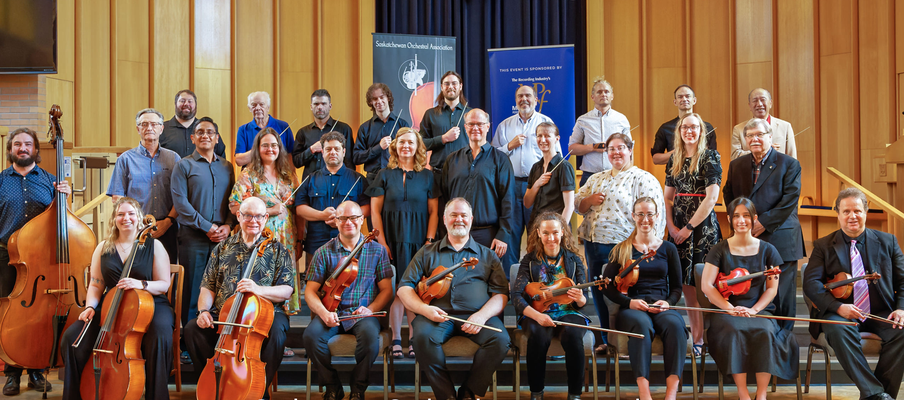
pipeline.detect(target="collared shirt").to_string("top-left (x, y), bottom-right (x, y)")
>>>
top-left (160, 116), bottom-right (227, 159)
top-left (201, 232), bottom-right (296, 316)
top-left (234, 115), bottom-right (293, 156)
top-left (569, 108), bottom-right (631, 173)
top-left (0, 165), bottom-right (56, 245)
top-left (840, 231), bottom-right (885, 313)
top-left (419, 102), bottom-right (471, 171)
top-left (106, 143), bottom-right (180, 218)
top-left (751, 148), bottom-right (773, 184)
top-left (291, 117), bottom-right (355, 178)
top-left (439, 143), bottom-right (514, 243)
top-left (399, 236), bottom-right (509, 314)
top-left (650, 116), bottom-right (717, 156)
top-left (307, 236), bottom-right (393, 329)
top-left (574, 166), bottom-right (665, 244)
top-left (490, 111), bottom-right (558, 178)
top-left (526, 153), bottom-right (576, 223)
top-left (353, 113), bottom-right (411, 174)
top-left (171, 151), bottom-right (235, 233)
top-left (295, 166), bottom-right (370, 253)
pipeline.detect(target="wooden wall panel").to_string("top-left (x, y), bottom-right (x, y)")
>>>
top-left (194, 0), bottom-right (231, 154)
top-left (233, 0), bottom-right (275, 134)
top-left (75, 0), bottom-right (111, 147)
top-left (277, 0), bottom-right (318, 133)
top-left (358, 0), bottom-right (376, 124)
top-left (152, 0), bottom-right (190, 112)
top-left (601, 0), bottom-right (642, 163)
top-left (734, 0), bottom-right (773, 123)
top-left (114, 0), bottom-right (150, 147)
top-left (45, 78), bottom-right (74, 137)
top-left (320, 1), bottom-right (364, 132)
top-left (194, 69), bottom-right (233, 154)
top-left (56, 0), bottom-right (75, 83)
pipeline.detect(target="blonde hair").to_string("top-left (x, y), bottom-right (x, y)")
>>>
top-left (387, 127), bottom-right (427, 172)
top-left (669, 113), bottom-right (709, 177)
top-left (608, 197), bottom-right (658, 267)
top-left (102, 197), bottom-right (146, 255)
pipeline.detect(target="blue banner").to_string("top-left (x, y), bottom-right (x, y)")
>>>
top-left (487, 45), bottom-right (575, 147)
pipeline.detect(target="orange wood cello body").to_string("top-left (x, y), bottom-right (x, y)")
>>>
top-left (0, 106), bottom-right (95, 369)
top-left (197, 228), bottom-right (275, 400)
top-left (416, 258), bottom-right (479, 303)
top-left (319, 230), bottom-right (378, 312)
top-left (525, 276), bottom-right (611, 312)
top-left (715, 267), bottom-right (781, 299)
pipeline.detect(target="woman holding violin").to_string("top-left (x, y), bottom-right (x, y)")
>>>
top-left (701, 197), bottom-right (798, 400)
top-left (510, 212), bottom-right (588, 400)
top-left (602, 197), bottom-right (685, 400)
top-left (61, 197), bottom-right (174, 400)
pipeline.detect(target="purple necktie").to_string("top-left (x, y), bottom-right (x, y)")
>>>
top-left (851, 240), bottom-right (870, 321)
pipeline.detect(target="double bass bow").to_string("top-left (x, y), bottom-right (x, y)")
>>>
top-left (615, 250), bottom-right (657, 294)
top-left (416, 257), bottom-right (479, 303)
top-left (77, 216), bottom-right (158, 400)
top-left (0, 105), bottom-right (95, 391)
top-left (715, 266), bottom-right (782, 299)
top-left (197, 228), bottom-right (276, 400)
top-left (525, 276), bottom-right (610, 312)
top-left (318, 230), bottom-right (378, 312)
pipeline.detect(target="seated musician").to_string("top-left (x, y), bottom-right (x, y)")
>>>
top-left (701, 197), bottom-right (798, 400)
top-left (397, 198), bottom-right (511, 400)
top-left (183, 197), bottom-right (295, 400)
top-left (61, 197), bottom-right (174, 400)
top-left (802, 188), bottom-right (904, 400)
top-left (303, 201), bottom-right (393, 400)
top-left (510, 211), bottom-right (588, 400)
top-left (602, 197), bottom-right (686, 400)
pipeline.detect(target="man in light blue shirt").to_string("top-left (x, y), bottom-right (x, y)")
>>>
top-left (490, 85), bottom-right (556, 269)
top-left (107, 108), bottom-right (181, 263)
top-left (234, 91), bottom-right (293, 167)
top-left (568, 79), bottom-right (631, 185)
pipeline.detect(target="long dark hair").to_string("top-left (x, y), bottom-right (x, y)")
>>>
top-left (526, 211), bottom-right (583, 265)
top-left (247, 128), bottom-right (298, 186)
top-left (726, 197), bottom-right (758, 237)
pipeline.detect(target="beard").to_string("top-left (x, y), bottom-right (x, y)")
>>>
top-left (176, 105), bottom-right (196, 120)
top-left (8, 152), bottom-right (35, 167)
top-left (448, 226), bottom-right (469, 237)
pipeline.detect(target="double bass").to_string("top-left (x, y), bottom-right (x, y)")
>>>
top-left (78, 215), bottom-right (158, 400)
top-left (318, 230), bottom-right (378, 312)
top-left (197, 228), bottom-right (275, 400)
top-left (0, 106), bottom-right (95, 375)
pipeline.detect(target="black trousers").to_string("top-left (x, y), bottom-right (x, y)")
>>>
top-left (822, 312), bottom-right (904, 399)
top-left (0, 247), bottom-right (44, 377)
top-left (177, 230), bottom-right (217, 328)
top-left (410, 314), bottom-right (510, 400)
top-left (771, 260), bottom-right (798, 332)
top-left (302, 315), bottom-right (382, 394)
top-left (60, 300), bottom-right (175, 400)
top-left (615, 308), bottom-right (687, 380)
top-left (157, 220), bottom-right (179, 265)
top-left (521, 314), bottom-right (586, 395)
top-left (184, 312), bottom-right (289, 400)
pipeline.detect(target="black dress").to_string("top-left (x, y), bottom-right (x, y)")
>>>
top-left (365, 167), bottom-right (436, 283)
top-left (704, 240), bottom-right (798, 380)
top-left (60, 237), bottom-right (175, 400)
top-left (665, 149), bottom-right (723, 285)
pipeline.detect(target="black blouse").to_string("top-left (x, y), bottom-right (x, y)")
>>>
top-left (602, 241), bottom-right (683, 308)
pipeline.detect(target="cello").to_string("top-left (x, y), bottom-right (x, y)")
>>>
top-left (318, 230), bottom-right (378, 312)
top-left (0, 106), bottom-right (95, 376)
top-left (78, 215), bottom-right (158, 400)
top-left (197, 228), bottom-right (275, 400)
top-left (416, 257), bottom-right (479, 303)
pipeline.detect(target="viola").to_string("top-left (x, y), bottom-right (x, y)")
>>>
top-left (416, 258), bottom-right (479, 303)
top-left (824, 271), bottom-right (881, 299)
top-left (715, 266), bottom-right (781, 299)
top-left (525, 276), bottom-right (610, 312)
top-left (197, 228), bottom-right (275, 400)
top-left (78, 216), bottom-right (158, 400)
top-left (318, 230), bottom-right (378, 312)
top-left (0, 105), bottom-right (96, 372)
top-left (615, 250), bottom-right (657, 294)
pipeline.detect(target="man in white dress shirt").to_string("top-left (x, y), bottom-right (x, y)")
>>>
top-left (568, 79), bottom-right (631, 186)
top-left (730, 88), bottom-right (798, 160)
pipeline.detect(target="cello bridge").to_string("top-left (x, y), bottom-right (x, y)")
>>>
top-left (92, 349), bottom-right (114, 354)
top-left (215, 348), bottom-right (235, 356)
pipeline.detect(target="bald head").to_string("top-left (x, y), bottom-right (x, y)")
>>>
top-left (239, 197), bottom-right (267, 215)
top-left (337, 201), bottom-right (362, 217)
top-left (336, 201), bottom-right (364, 241)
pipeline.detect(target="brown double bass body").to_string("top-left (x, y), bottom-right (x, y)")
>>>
top-left (0, 105), bottom-right (94, 370)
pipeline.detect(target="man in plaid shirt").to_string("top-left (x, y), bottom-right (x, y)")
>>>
top-left (304, 201), bottom-right (393, 400)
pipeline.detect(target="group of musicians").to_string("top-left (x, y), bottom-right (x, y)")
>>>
top-left (0, 74), bottom-right (902, 400)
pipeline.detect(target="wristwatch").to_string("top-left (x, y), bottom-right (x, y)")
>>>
top-left (165, 216), bottom-right (175, 223)
top-left (685, 223), bottom-right (694, 230)
top-left (141, 280), bottom-right (148, 290)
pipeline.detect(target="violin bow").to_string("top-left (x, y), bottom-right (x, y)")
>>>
top-left (338, 176), bottom-right (362, 205)
top-left (282, 175), bottom-right (309, 206)
top-left (329, 120), bottom-right (338, 132)
top-left (338, 311), bottom-right (387, 322)
top-left (866, 313), bottom-right (904, 328)
top-left (650, 304), bottom-right (858, 326)
top-left (454, 101), bottom-right (469, 127)
top-left (552, 321), bottom-right (644, 338)
top-left (548, 149), bottom-right (573, 174)
top-left (388, 109), bottom-right (403, 140)
top-left (442, 315), bottom-right (502, 332)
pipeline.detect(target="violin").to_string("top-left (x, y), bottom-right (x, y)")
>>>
top-left (197, 228), bottom-right (275, 400)
top-left (78, 216), bottom-right (158, 400)
top-left (615, 250), bottom-right (657, 294)
top-left (525, 276), bottom-right (610, 313)
top-left (824, 271), bottom-right (881, 299)
top-left (715, 266), bottom-right (781, 299)
top-left (416, 258), bottom-right (479, 303)
top-left (0, 106), bottom-right (96, 373)
top-left (318, 230), bottom-right (378, 312)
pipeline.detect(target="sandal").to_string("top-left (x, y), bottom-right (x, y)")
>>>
top-left (391, 340), bottom-right (404, 359)
top-left (594, 343), bottom-right (608, 355)
top-left (408, 345), bottom-right (416, 359)
top-left (691, 344), bottom-right (703, 358)
top-left (283, 347), bottom-right (295, 357)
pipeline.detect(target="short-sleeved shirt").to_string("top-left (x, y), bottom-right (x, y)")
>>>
top-left (353, 114), bottom-right (411, 174)
top-left (526, 153), bottom-right (576, 224)
top-left (306, 236), bottom-right (393, 329)
top-left (106, 144), bottom-right (181, 218)
top-left (490, 111), bottom-right (558, 178)
top-left (650, 116), bottom-right (717, 156)
top-left (160, 117), bottom-right (227, 159)
top-left (295, 166), bottom-right (370, 253)
top-left (291, 118), bottom-right (355, 177)
top-left (0, 165), bottom-right (56, 245)
top-left (574, 166), bottom-right (666, 244)
top-left (399, 237), bottom-right (510, 314)
top-left (234, 115), bottom-right (293, 156)
top-left (568, 108), bottom-right (631, 173)
top-left (171, 151), bottom-right (235, 233)
top-left (200, 233), bottom-right (296, 316)
top-left (419, 102), bottom-right (471, 171)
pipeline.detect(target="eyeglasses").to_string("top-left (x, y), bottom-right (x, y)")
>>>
top-left (260, 143), bottom-right (280, 150)
top-left (633, 213), bottom-right (658, 220)
top-left (465, 122), bottom-right (487, 128)
top-left (194, 130), bottom-right (218, 137)
top-left (441, 81), bottom-right (460, 87)
top-left (337, 215), bottom-right (362, 223)
top-left (138, 122), bottom-right (162, 129)
top-left (744, 132), bottom-right (770, 139)
top-left (238, 213), bottom-right (267, 222)
top-left (679, 125), bottom-right (700, 132)
top-left (606, 145), bottom-right (628, 152)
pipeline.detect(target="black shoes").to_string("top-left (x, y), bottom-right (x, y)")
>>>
top-left (866, 393), bottom-right (894, 400)
top-left (567, 394), bottom-right (581, 400)
top-left (456, 385), bottom-right (476, 400)
top-left (27, 371), bottom-right (50, 392)
top-left (2, 376), bottom-right (17, 396)
top-left (530, 391), bottom-right (544, 400)
top-left (349, 392), bottom-right (364, 400)
top-left (324, 386), bottom-right (346, 400)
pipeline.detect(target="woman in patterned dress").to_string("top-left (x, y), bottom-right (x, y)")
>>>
top-left (664, 112), bottom-right (722, 357)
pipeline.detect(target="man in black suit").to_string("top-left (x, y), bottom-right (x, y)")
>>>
top-left (723, 118), bottom-right (804, 331)
top-left (802, 188), bottom-right (904, 400)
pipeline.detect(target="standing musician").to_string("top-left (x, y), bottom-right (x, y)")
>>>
top-left (510, 212), bottom-right (588, 400)
top-left (568, 78), bottom-right (631, 186)
top-left (60, 197), bottom-right (174, 400)
top-left (603, 197), bottom-right (686, 400)
top-left (523, 122), bottom-right (575, 232)
top-left (353, 83), bottom-right (411, 185)
top-left (303, 201), bottom-right (393, 400)
top-left (183, 197), bottom-right (295, 400)
top-left (419, 71), bottom-right (470, 173)
top-left (398, 198), bottom-right (511, 400)
top-left (803, 188), bottom-right (904, 400)
top-left (292, 89), bottom-right (355, 178)
top-left (0, 128), bottom-right (71, 395)
top-left (701, 197), bottom-right (798, 400)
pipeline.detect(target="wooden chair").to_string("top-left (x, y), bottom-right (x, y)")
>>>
top-left (168, 264), bottom-right (185, 392)
top-left (413, 337), bottom-right (498, 400)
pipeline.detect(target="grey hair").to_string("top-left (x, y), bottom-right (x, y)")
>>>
top-left (135, 108), bottom-right (164, 126)
top-left (443, 197), bottom-right (473, 216)
top-left (247, 91), bottom-right (271, 108)
top-left (464, 108), bottom-right (490, 123)
top-left (742, 118), bottom-right (772, 136)
top-left (748, 88), bottom-right (772, 102)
